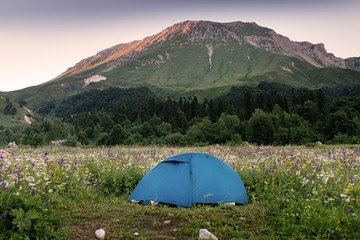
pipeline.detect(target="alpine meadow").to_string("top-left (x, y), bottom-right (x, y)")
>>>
top-left (1, 20), bottom-right (360, 239)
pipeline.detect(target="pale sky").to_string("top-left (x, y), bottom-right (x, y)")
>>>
top-left (1, 0), bottom-right (359, 91)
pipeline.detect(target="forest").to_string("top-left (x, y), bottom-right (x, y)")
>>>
top-left (1, 82), bottom-right (360, 147)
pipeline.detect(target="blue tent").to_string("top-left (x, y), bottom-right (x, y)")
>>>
top-left (128, 153), bottom-right (248, 207)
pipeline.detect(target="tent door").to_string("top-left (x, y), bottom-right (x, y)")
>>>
top-left (159, 162), bottom-right (192, 207)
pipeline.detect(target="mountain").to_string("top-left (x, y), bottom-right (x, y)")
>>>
top-left (2, 20), bottom-right (360, 112)
top-left (53, 20), bottom-right (357, 78)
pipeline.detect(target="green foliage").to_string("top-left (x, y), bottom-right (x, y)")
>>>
top-left (5, 80), bottom-right (360, 147)
top-left (0, 193), bottom-right (65, 239)
top-left (246, 109), bottom-right (275, 145)
top-left (107, 124), bottom-right (127, 146)
top-left (229, 133), bottom-right (242, 146)
top-left (164, 133), bottom-right (186, 146)
top-left (77, 130), bottom-right (89, 145)
top-left (186, 117), bottom-right (213, 145)
top-left (4, 102), bottom-right (17, 115)
top-left (52, 118), bottom-right (70, 140)
top-left (85, 164), bottom-right (144, 196)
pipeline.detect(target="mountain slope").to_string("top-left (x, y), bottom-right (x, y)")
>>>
top-left (0, 96), bottom-right (36, 129)
top-left (52, 20), bottom-right (353, 79)
top-left (3, 20), bottom-right (360, 111)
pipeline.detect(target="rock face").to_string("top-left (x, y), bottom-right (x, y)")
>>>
top-left (244, 31), bottom-right (346, 69)
top-left (52, 21), bottom-right (358, 82)
top-left (82, 75), bottom-right (107, 86)
top-left (345, 57), bottom-right (360, 71)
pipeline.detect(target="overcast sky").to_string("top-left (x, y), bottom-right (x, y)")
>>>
top-left (1, 0), bottom-right (359, 91)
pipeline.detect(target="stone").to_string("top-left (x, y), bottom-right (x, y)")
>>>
top-left (7, 141), bottom-right (18, 150)
top-left (95, 229), bottom-right (105, 239)
top-left (199, 229), bottom-right (218, 240)
top-left (50, 140), bottom-right (67, 146)
top-left (164, 220), bottom-right (171, 224)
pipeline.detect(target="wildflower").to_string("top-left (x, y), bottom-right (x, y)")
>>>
top-left (346, 208), bottom-right (353, 215)
top-left (301, 178), bottom-right (309, 186)
top-left (323, 176), bottom-right (329, 184)
top-left (312, 188), bottom-right (318, 196)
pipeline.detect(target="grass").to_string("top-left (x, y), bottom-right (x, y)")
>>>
top-left (64, 194), bottom-right (259, 240)
top-left (0, 97), bottom-right (32, 130)
top-left (1, 145), bottom-right (360, 239)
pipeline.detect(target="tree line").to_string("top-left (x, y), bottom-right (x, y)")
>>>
top-left (1, 83), bottom-right (360, 147)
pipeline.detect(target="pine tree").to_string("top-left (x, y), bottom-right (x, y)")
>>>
top-left (242, 90), bottom-right (253, 120)
top-left (291, 88), bottom-right (298, 110)
top-left (316, 89), bottom-right (328, 121)
top-left (208, 99), bottom-right (216, 123)
top-left (190, 96), bottom-right (200, 119)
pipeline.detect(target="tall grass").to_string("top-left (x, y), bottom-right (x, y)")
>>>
top-left (1, 145), bottom-right (359, 239)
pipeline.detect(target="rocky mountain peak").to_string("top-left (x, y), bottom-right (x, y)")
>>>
top-left (52, 20), bottom-right (358, 81)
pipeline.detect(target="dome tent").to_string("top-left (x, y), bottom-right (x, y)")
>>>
top-left (128, 153), bottom-right (248, 207)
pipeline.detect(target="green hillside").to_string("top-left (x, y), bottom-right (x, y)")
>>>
top-left (3, 28), bottom-right (360, 113)
top-left (0, 96), bottom-right (34, 130)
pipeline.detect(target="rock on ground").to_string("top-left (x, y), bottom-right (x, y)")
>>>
top-left (95, 229), bottom-right (105, 239)
top-left (199, 229), bottom-right (218, 240)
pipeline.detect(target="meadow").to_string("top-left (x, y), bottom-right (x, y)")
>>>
top-left (1, 144), bottom-right (359, 239)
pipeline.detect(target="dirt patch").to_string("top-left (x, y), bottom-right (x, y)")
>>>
top-left (66, 211), bottom-right (179, 240)
top-left (281, 66), bottom-right (293, 73)
top-left (23, 107), bottom-right (33, 116)
top-left (24, 115), bottom-right (32, 125)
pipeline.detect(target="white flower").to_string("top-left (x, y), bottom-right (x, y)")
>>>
top-left (301, 178), bottom-right (309, 186)
top-left (323, 176), bottom-right (329, 184)
top-left (26, 176), bottom-right (35, 182)
top-left (48, 189), bottom-right (53, 193)
top-left (312, 188), bottom-right (318, 196)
